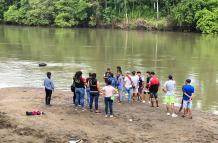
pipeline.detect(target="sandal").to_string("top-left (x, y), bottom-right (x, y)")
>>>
top-left (181, 115), bottom-right (186, 118)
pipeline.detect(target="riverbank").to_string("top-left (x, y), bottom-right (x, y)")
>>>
top-left (0, 19), bottom-right (195, 33)
top-left (0, 87), bottom-right (218, 143)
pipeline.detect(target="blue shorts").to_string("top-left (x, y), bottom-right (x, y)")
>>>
top-left (183, 100), bottom-right (192, 109)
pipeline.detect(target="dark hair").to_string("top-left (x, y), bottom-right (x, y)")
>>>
top-left (146, 71), bottom-right (151, 74)
top-left (74, 71), bottom-right (82, 80)
top-left (168, 75), bottom-right (173, 80)
top-left (117, 66), bottom-right (122, 72)
top-left (137, 71), bottom-right (141, 74)
top-left (47, 72), bottom-right (51, 78)
top-left (186, 79), bottom-right (191, 83)
top-left (89, 72), bottom-right (92, 77)
top-left (107, 68), bottom-right (111, 71)
top-left (91, 73), bottom-right (96, 79)
top-left (151, 72), bottom-right (155, 75)
top-left (132, 71), bottom-right (136, 75)
top-left (110, 73), bottom-right (114, 77)
top-left (106, 79), bottom-right (112, 85)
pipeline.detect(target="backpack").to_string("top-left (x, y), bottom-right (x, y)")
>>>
top-left (108, 77), bottom-right (117, 88)
top-left (139, 77), bottom-right (143, 87)
top-left (90, 78), bottom-right (97, 87)
top-left (89, 78), bottom-right (98, 91)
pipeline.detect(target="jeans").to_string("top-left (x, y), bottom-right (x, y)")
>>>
top-left (89, 92), bottom-right (99, 110)
top-left (125, 87), bottom-right (133, 103)
top-left (118, 88), bottom-right (124, 102)
top-left (45, 88), bottom-right (52, 105)
top-left (86, 88), bottom-right (91, 105)
top-left (104, 97), bottom-right (113, 115)
top-left (75, 88), bottom-right (85, 108)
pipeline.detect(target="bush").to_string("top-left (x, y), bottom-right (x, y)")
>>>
top-left (196, 9), bottom-right (218, 33)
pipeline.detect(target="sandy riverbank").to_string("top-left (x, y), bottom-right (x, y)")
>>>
top-left (0, 87), bottom-right (218, 143)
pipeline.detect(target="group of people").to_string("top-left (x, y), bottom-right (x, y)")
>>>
top-left (43, 66), bottom-right (195, 119)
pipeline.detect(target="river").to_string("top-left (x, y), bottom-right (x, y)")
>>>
top-left (0, 25), bottom-right (218, 114)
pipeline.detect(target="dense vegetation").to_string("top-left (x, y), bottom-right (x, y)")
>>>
top-left (0, 0), bottom-right (217, 33)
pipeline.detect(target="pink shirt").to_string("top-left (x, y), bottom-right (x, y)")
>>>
top-left (102, 85), bottom-right (115, 97)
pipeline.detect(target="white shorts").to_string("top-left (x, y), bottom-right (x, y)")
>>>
top-left (133, 87), bottom-right (138, 93)
top-left (183, 100), bottom-right (192, 109)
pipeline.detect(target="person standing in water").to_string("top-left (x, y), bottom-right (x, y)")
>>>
top-left (182, 79), bottom-right (194, 119)
top-left (88, 73), bottom-right (100, 113)
top-left (149, 72), bottom-right (160, 107)
top-left (74, 71), bottom-right (86, 111)
top-left (43, 72), bottom-right (54, 105)
top-left (162, 75), bottom-right (178, 117)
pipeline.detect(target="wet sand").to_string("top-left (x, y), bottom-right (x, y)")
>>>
top-left (0, 87), bottom-right (218, 143)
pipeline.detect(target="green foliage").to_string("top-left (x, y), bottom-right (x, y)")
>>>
top-left (196, 8), bottom-right (218, 33)
top-left (24, 0), bottom-right (55, 26)
top-left (172, 0), bottom-right (205, 26)
top-left (4, 5), bottom-right (21, 23)
top-left (1, 0), bottom-right (218, 33)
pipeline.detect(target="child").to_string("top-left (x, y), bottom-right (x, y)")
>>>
top-left (43, 72), bottom-right (54, 105)
top-left (102, 79), bottom-right (116, 118)
top-left (182, 79), bottom-right (194, 119)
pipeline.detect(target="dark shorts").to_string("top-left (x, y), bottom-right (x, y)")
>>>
top-left (149, 85), bottom-right (159, 98)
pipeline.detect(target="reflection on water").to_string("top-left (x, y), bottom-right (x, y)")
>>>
top-left (0, 25), bottom-right (218, 113)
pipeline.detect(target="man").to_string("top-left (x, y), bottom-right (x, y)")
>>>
top-left (124, 71), bottom-right (133, 104)
top-left (145, 71), bottom-right (151, 103)
top-left (117, 70), bottom-right (124, 102)
top-left (103, 68), bottom-right (113, 83)
top-left (43, 72), bottom-right (54, 105)
top-left (148, 72), bottom-right (160, 107)
top-left (163, 75), bottom-right (177, 117)
top-left (137, 71), bottom-right (144, 102)
top-left (182, 79), bottom-right (194, 119)
top-left (131, 71), bottom-right (139, 101)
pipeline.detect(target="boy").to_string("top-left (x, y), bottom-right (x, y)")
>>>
top-left (182, 79), bottom-right (194, 119)
top-left (163, 75), bottom-right (177, 117)
top-left (43, 72), bottom-right (54, 105)
top-left (137, 71), bottom-right (144, 102)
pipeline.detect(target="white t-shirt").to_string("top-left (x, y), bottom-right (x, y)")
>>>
top-left (102, 85), bottom-right (115, 97)
top-left (132, 75), bottom-right (139, 88)
top-left (124, 76), bottom-right (133, 89)
top-left (164, 80), bottom-right (176, 96)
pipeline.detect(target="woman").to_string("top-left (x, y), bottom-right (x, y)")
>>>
top-left (88, 73), bottom-right (100, 113)
top-left (74, 71), bottom-right (86, 111)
